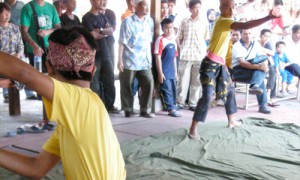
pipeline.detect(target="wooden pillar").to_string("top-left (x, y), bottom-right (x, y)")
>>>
top-left (150, 0), bottom-right (163, 113)
top-left (150, 0), bottom-right (160, 40)
top-left (8, 87), bottom-right (21, 116)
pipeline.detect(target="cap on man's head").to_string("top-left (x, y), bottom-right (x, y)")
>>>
top-left (134, 0), bottom-right (144, 6)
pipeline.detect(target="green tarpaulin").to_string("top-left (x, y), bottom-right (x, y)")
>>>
top-left (1, 118), bottom-right (300, 179)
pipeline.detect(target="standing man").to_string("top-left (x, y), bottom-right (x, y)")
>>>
top-left (20, 0), bottom-right (61, 73)
top-left (118, 0), bottom-right (154, 118)
top-left (176, 0), bottom-right (208, 111)
top-left (121, 0), bottom-right (134, 21)
top-left (101, 0), bottom-right (117, 68)
top-left (5, 0), bottom-right (38, 100)
top-left (82, 0), bottom-right (119, 113)
top-left (4, 0), bottom-right (24, 26)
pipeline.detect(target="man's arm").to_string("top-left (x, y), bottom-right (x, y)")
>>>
top-left (21, 25), bottom-right (44, 57)
top-left (231, 10), bottom-right (279, 30)
top-left (118, 43), bottom-right (124, 72)
top-left (37, 23), bottom-right (61, 37)
top-left (0, 52), bottom-right (54, 101)
top-left (238, 58), bottom-right (268, 72)
top-left (155, 54), bottom-right (164, 83)
top-left (0, 149), bottom-right (60, 179)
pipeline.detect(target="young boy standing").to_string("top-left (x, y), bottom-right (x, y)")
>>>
top-left (0, 27), bottom-right (126, 179)
top-left (154, 18), bottom-right (181, 117)
top-left (188, 0), bottom-right (281, 140)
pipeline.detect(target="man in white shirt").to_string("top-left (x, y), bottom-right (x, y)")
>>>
top-left (284, 24), bottom-right (300, 78)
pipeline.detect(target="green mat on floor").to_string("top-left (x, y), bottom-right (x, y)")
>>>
top-left (1, 118), bottom-right (300, 180)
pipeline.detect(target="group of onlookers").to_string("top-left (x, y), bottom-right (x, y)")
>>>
top-left (1, 0), bottom-right (299, 118)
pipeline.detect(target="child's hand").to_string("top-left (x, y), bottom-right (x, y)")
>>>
top-left (158, 73), bottom-right (165, 84)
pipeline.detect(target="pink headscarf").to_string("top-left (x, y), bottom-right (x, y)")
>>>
top-left (47, 35), bottom-right (96, 77)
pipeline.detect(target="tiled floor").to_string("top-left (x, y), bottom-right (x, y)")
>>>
top-left (0, 83), bottom-right (300, 153)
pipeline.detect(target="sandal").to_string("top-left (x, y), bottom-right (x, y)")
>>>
top-left (25, 126), bottom-right (47, 133)
top-left (140, 112), bottom-right (155, 118)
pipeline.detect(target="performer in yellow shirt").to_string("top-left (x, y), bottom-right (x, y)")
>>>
top-left (0, 26), bottom-right (126, 180)
top-left (188, 0), bottom-right (281, 140)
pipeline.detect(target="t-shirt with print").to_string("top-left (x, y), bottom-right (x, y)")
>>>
top-left (0, 23), bottom-right (24, 55)
top-left (43, 78), bottom-right (126, 180)
top-left (20, 1), bottom-right (60, 54)
top-left (154, 35), bottom-right (178, 79)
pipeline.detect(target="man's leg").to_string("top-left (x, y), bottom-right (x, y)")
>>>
top-left (189, 85), bottom-right (214, 139)
top-left (136, 69), bottom-right (154, 115)
top-left (189, 62), bottom-right (202, 109)
top-left (177, 60), bottom-right (192, 107)
top-left (101, 58), bottom-right (116, 110)
top-left (119, 69), bottom-right (135, 116)
top-left (90, 56), bottom-right (103, 99)
top-left (224, 83), bottom-right (239, 127)
top-left (285, 63), bottom-right (300, 78)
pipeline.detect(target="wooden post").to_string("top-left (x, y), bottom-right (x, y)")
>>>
top-left (150, 0), bottom-right (160, 41)
top-left (8, 87), bottom-right (21, 116)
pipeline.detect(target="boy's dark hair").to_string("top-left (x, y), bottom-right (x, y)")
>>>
top-left (161, 0), bottom-right (168, 3)
top-left (189, 0), bottom-right (201, 9)
top-left (292, 24), bottom-right (300, 34)
top-left (168, 0), bottom-right (176, 4)
top-left (260, 29), bottom-right (271, 36)
top-left (0, 2), bottom-right (10, 14)
top-left (275, 41), bottom-right (285, 48)
top-left (161, 18), bottom-right (173, 29)
top-left (273, 0), bottom-right (283, 6)
top-left (48, 26), bottom-right (98, 81)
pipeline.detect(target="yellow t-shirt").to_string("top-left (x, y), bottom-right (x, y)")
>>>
top-left (43, 78), bottom-right (126, 180)
top-left (208, 17), bottom-right (234, 64)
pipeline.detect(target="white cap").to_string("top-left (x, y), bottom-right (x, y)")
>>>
top-left (134, 0), bottom-right (144, 6)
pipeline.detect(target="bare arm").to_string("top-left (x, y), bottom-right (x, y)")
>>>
top-left (238, 59), bottom-right (268, 72)
top-left (118, 43), bottom-right (124, 72)
top-left (155, 54), bottom-right (164, 83)
top-left (0, 52), bottom-right (54, 101)
top-left (37, 23), bottom-right (61, 37)
top-left (21, 25), bottom-right (43, 56)
top-left (231, 10), bottom-right (278, 30)
top-left (0, 149), bottom-right (60, 179)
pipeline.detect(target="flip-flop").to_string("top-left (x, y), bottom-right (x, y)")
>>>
top-left (25, 126), bottom-right (47, 133)
top-left (188, 132), bottom-right (200, 140)
top-left (6, 131), bottom-right (17, 137)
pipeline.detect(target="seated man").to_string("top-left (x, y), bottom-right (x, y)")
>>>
top-left (284, 24), bottom-right (300, 82)
top-left (231, 29), bottom-right (271, 114)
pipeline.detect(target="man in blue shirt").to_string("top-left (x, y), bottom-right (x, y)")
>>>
top-left (118, 0), bottom-right (155, 118)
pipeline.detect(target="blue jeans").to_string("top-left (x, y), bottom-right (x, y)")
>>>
top-left (233, 66), bottom-right (268, 107)
top-left (193, 84), bottom-right (237, 122)
top-left (160, 79), bottom-right (177, 111)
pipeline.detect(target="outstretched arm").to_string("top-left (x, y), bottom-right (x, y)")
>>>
top-left (231, 10), bottom-right (279, 30)
top-left (0, 52), bottom-right (54, 101)
top-left (0, 149), bottom-right (60, 179)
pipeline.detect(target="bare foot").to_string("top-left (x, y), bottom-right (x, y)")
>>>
top-left (227, 119), bottom-right (242, 128)
top-left (188, 131), bottom-right (200, 140)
